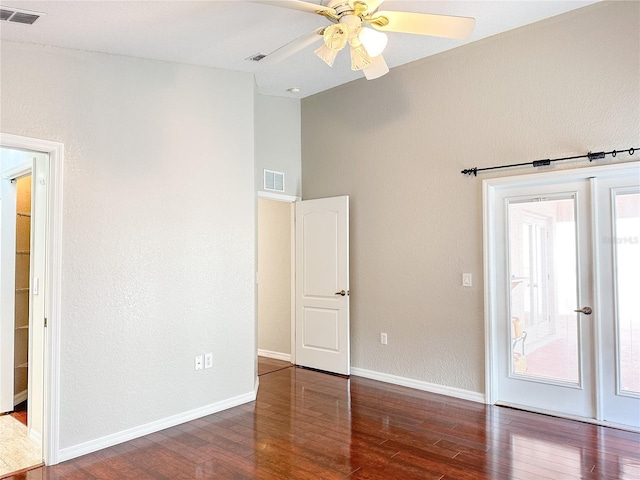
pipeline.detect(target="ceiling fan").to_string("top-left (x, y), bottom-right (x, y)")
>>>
top-left (254, 0), bottom-right (475, 80)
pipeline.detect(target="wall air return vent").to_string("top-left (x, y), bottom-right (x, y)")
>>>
top-left (0, 6), bottom-right (44, 25)
top-left (264, 170), bottom-right (285, 193)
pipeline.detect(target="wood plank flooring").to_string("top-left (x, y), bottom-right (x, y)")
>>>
top-left (257, 357), bottom-right (292, 377)
top-left (4, 364), bottom-right (639, 479)
top-left (10, 401), bottom-right (28, 427)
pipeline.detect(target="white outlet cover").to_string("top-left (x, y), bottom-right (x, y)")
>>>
top-left (462, 273), bottom-right (472, 287)
top-left (195, 355), bottom-right (204, 370)
top-left (204, 352), bottom-right (213, 369)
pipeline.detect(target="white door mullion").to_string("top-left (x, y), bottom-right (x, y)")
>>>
top-left (589, 176), bottom-right (604, 422)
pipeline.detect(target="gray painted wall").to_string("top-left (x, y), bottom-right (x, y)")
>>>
top-left (301, 2), bottom-right (639, 394)
top-left (1, 41), bottom-right (257, 450)
top-left (255, 95), bottom-right (301, 198)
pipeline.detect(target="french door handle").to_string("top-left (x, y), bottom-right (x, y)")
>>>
top-left (574, 306), bottom-right (592, 315)
top-left (335, 290), bottom-right (348, 296)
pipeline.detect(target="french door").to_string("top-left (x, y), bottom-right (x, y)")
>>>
top-left (485, 163), bottom-right (640, 428)
top-left (596, 175), bottom-right (640, 426)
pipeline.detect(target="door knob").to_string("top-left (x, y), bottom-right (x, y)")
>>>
top-left (335, 290), bottom-right (347, 296)
top-left (574, 306), bottom-right (592, 315)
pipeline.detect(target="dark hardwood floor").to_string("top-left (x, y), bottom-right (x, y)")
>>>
top-left (10, 400), bottom-right (28, 426)
top-left (5, 363), bottom-right (639, 479)
top-left (257, 357), bottom-right (292, 377)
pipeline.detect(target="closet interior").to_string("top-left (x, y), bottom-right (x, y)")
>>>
top-left (13, 174), bottom-right (31, 408)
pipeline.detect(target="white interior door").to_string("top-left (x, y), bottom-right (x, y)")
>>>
top-left (486, 163), bottom-right (640, 428)
top-left (28, 153), bottom-right (48, 443)
top-left (295, 196), bottom-right (350, 375)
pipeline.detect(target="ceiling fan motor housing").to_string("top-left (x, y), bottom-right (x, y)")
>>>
top-left (340, 14), bottom-right (362, 36)
top-left (326, 0), bottom-right (357, 16)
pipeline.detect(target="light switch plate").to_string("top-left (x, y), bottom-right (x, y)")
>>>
top-left (462, 273), bottom-right (472, 287)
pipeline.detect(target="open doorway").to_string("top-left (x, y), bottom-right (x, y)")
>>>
top-left (257, 196), bottom-right (294, 370)
top-left (0, 150), bottom-right (44, 476)
top-left (257, 194), bottom-right (352, 377)
top-left (0, 132), bottom-right (63, 469)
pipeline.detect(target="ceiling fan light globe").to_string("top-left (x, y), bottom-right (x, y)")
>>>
top-left (350, 43), bottom-right (372, 71)
top-left (314, 43), bottom-right (339, 67)
top-left (323, 24), bottom-right (349, 51)
top-left (363, 54), bottom-right (389, 80)
top-left (358, 27), bottom-right (387, 57)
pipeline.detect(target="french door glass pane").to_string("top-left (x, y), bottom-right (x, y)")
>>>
top-left (508, 197), bottom-right (579, 384)
top-left (615, 192), bottom-right (640, 395)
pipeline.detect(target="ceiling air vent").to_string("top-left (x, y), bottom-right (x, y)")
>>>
top-left (246, 53), bottom-right (267, 62)
top-left (264, 170), bottom-right (285, 192)
top-left (0, 6), bottom-right (44, 25)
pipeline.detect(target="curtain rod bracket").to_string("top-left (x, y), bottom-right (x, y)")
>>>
top-left (588, 151), bottom-right (605, 162)
top-left (533, 159), bottom-right (551, 167)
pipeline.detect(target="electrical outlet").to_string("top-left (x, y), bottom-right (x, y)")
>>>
top-left (462, 273), bottom-right (472, 287)
top-left (195, 355), bottom-right (203, 371)
top-left (204, 352), bottom-right (213, 369)
top-left (380, 332), bottom-right (388, 345)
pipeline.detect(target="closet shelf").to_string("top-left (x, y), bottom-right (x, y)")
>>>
top-left (16, 325), bottom-right (29, 330)
top-left (15, 288), bottom-right (30, 293)
top-left (16, 362), bottom-right (28, 369)
top-left (17, 212), bottom-right (31, 218)
top-left (16, 250), bottom-right (30, 255)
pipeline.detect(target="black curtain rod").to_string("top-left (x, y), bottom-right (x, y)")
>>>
top-left (461, 147), bottom-right (638, 177)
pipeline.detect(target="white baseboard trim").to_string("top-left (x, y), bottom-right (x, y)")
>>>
top-left (350, 367), bottom-right (485, 404)
top-left (257, 349), bottom-right (291, 362)
top-left (28, 426), bottom-right (42, 447)
top-left (14, 389), bottom-right (27, 406)
top-left (57, 389), bottom-right (257, 463)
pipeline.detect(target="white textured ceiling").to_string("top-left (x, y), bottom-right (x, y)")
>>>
top-left (0, 0), bottom-right (598, 98)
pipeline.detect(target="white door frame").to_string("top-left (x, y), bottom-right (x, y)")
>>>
top-left (0, 132), bottom-right (64, 465)
top-left (483, 161), bottom-right (639, 428)
top-left (256, 191), bottom-right (299, 365)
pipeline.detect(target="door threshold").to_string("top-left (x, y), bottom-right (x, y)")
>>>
top-left (496, 401), bottom-right (640, 433)
top-left (297, 365), bottom-right (350, 379)
top-left (0, 462), bottom-right (44, 479)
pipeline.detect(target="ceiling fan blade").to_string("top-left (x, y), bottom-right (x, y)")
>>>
top-left (260, 27), bottom-right (324, 66)
top-left (371, 11), bottom-right (475, 39)
top-left (252, 0), bottom-right (335, 15)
